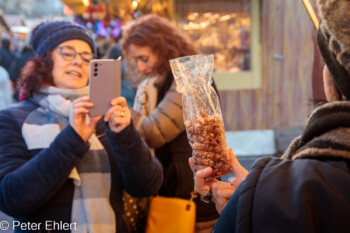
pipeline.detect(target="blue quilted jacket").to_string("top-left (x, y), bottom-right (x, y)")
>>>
top-left (0, 100), bottom-right (163, 233)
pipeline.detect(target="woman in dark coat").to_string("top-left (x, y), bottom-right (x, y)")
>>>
top-left (0, 20), bottom-right (163, 233)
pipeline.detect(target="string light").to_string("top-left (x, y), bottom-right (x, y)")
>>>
top-left (82, 0), bottom-right (89, 6)
top-left (132, 0), bottom-right (138, 9)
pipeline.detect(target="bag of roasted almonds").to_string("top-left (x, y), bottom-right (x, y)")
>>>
top-left (170, 54), bottom-right (233, 179)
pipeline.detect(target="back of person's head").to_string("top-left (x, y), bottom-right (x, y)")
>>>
top-left (108, 44), bottom-right (123, 59)
top-left (21, 44), bottom-right (34, 54)
top-left (121, 14), bottom-right (197, 75)
top-left (317, 0), bottom-right (350, 100)
top-left (18, 20), bottom-right (95, 101)
top-left (1, 38), bottom-right (10, 50)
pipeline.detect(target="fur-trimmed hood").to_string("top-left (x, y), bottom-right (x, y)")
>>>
top-left (316, 0), bottom-right (350, 99)
top-left (317, 0), bottom-right (350, 72)
top-left (282, 101), bottom-right (350, 160)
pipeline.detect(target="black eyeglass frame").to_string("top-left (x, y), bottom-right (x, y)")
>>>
top-left (56, 46), bottom-right (95, 64)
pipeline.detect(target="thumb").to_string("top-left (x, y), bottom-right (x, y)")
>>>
top-left (111, 96), bottom-right (127, 106)
top-left (188, 157), bottom-right (195, 172)
top-left (196, 166), bottom-right (213, 179)
top-left (89, 115), bottom-right (102, 129)
top-left (228, 148), bottom-right (248, 178)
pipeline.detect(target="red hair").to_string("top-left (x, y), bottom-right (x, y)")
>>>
top-left (121, 14), bottom-right (197, 76)
top-left (18, 52), bottom-right (54, 101)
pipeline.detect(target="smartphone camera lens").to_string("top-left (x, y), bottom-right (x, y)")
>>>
top-left (94, 63), bottom-right (98, 67)
top-left (94, 73), bottom-right (98, 77)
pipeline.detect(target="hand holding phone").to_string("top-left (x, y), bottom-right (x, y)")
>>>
top-left (104, 96), bottom-right (131, 133)
top-left (89, 59), bottom-right (121, 116)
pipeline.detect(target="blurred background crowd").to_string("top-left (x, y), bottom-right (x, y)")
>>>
top-left (0, 0), bottom-right (253, 107)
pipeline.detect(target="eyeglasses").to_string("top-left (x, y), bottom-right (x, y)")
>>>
top-left (57, 46), bottom-right (94, 65)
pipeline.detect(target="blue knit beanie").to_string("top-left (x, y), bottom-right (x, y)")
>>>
top-left (30, 20), bottom-right (96, 57)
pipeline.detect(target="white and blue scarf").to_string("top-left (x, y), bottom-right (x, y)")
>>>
top-left (22, 86), bottom-right (116, 233)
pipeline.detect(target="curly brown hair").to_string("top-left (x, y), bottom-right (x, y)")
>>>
top-left (18, 52), bottom-right (54, 100)
top-left (121, 14), bottom-right (197, 76)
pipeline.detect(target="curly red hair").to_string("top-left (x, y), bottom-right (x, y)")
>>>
top-left (121, 14), bottom-right (197, 76)
top-left (18, 52), bottom-right (54, 101)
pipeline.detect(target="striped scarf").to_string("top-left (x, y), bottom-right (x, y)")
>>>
top-left (22, 86), bottom-right (116, 233)
top-left (282, 101), bottom-right (350, 161)
top-left (133, 76), bottom-right (158, 130)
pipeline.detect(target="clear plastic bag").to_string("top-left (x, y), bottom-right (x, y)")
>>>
top-left (170, 54), bottom-right (233, 179)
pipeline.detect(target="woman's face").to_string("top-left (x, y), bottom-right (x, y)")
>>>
top-left (51, 40), bottom-right (93, 89)
top-left (128, 44), bottom-right (159, 77)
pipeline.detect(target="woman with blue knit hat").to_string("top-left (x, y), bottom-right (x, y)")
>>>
top-left (0, 20), bottom-right (163, 233)
top-left (191, 0), bottom-right (350, 232)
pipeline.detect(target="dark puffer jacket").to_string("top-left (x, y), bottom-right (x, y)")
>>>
top-left (213, 101), bottom-right (350, 233)
top-left (0, 100), bottom-right (163, 233)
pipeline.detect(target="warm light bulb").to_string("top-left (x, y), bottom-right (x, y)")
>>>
top-left (82, 0), bottom-right (89, 7)
top-left (132, 0), bottom-right (138, 9)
